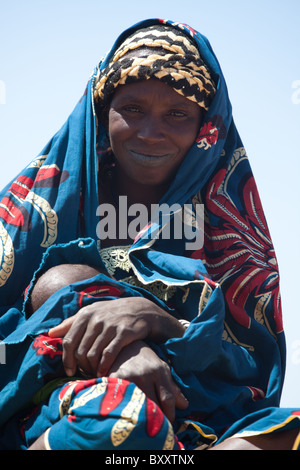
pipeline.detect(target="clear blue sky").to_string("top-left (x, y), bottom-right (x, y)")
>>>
top-left (0, 0), bottom-right (299, 407)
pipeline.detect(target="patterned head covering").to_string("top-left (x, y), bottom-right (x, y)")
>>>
top-left (94, 25), bottom-right (216, 112)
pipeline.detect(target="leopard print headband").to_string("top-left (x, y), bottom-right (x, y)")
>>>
top-left (94, 25), bottom-right (216, 112)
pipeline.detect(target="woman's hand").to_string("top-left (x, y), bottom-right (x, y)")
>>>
top-left (48, 297), bottom-right (185, 378)
top-left (108, 340), bottom-right (189, 423)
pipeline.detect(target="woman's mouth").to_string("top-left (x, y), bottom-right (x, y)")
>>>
top-left (129, 150), bottom-right (172, 166)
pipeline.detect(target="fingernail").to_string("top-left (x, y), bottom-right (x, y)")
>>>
top-left (48, 328), bottom-right (57, 337)
top-left (181, 393), bottom-right (189, 404)
top-left (65, 368), bottom-right (74, 377)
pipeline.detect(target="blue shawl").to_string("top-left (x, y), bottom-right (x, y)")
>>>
top-left (0, 18), bottom-right (299, 448)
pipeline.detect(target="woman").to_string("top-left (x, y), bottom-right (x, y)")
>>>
top-left (0, 19), bottom-right (299, 450)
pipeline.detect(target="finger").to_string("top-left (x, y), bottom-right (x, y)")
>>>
top-left (172, 384), bottom-right (189, 410)
top-left (75, 331), bottom-right (101, 377)
top-left (156, 383), bottom-right (176, 423)
top-left (48, 316), bottom-right (76, 338)
top-left (153, 364), bottom-right (177, 423)
top-left (81, 327), bottom-right (115, 376)
top-left (61, 319), bottom-right (88, 376)
top-left (97, 333), bottom-right (134, 377)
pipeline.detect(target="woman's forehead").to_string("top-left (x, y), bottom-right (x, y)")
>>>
top-left (111, 79), bottom-right (199, 109)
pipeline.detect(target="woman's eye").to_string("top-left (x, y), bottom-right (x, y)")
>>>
top-left (169, 110), bottom-right (187, 118)
top-left (123, 105), bottom-right (141, 113)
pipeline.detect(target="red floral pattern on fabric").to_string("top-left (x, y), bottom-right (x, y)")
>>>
top-left (196, 115), bottom-right (226, 150)
top-left (191, 161), bottom-right (282, 333)
top-left (0, 167), bottom-right (68, 230)
top-left (32, 334), bottom-right (63, 359)
top-left (146, 398), bottom-right (165, 437)
top-left (58, 378), bottom-right (98, 401)
top-left (247, 386), bottom-right (266, 401)
top-left (100, 378), bottom-right (129, 416)
top-left (77, 284), bottom-right (123, 308)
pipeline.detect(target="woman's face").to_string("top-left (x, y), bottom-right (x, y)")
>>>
top-left (108, 79), bottom-right (202, 188)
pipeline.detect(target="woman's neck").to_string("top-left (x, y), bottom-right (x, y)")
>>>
top-left (114, 167), bottom-right (169, 210)
top-left (98, 163), bottom-right (170, 248)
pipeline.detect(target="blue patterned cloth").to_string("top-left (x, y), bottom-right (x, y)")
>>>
top-left (0, 18), bottom-right (299, 449)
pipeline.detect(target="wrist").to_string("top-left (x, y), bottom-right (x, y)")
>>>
top-left (149, 311), bottom-right (187, 343)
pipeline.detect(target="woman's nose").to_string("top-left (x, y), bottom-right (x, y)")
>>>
top-left (136, 114), bottom-right (166, 143)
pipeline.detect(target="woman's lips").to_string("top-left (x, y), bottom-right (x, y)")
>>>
top-left (129, 150), bottom-right (172, 166)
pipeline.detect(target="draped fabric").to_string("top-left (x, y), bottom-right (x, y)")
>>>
top-left (0, 18), bottom-right (299, 449)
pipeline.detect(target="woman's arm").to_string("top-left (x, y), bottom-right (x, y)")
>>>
top-left (48, 296), bottom-right (186, 378)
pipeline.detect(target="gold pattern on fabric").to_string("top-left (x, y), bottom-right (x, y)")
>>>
top-left (0, 221), bottom-right (14, 287)
top-left (123, 275), bottom-right (177, 302)
top-left (222, 322), bottom-right (254, 352)
top-left (181, 201), bottom-right (204, 239)
top-left (231, 266), bottom-right (278, 339)
top-left (198, 282), bottom-right (213, 314)
top-left (69, 380), bottom-right (108, 414)
top-left (27, 155), bottom-right (48, 169)
top-left (25, 192), bottom-right (58, 247)
top-left (59, 379), bottom-right (108, 418)
top-left (111, 386), bottom-right (145, 447)
top-left (100, 245), bottom-right (132, 276)
top-left (181, 287), bottom-right (189, 303)
top-left (99, 245), bottom-right (177, 302)
top-left (176, 420), bottom-right (217, 449)
top-left (162, 420), bottom-right (175, 449)
top-left (254, 291), bottom-right (277, 340)
top-left (59, 381), bottom-right (82, 418)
